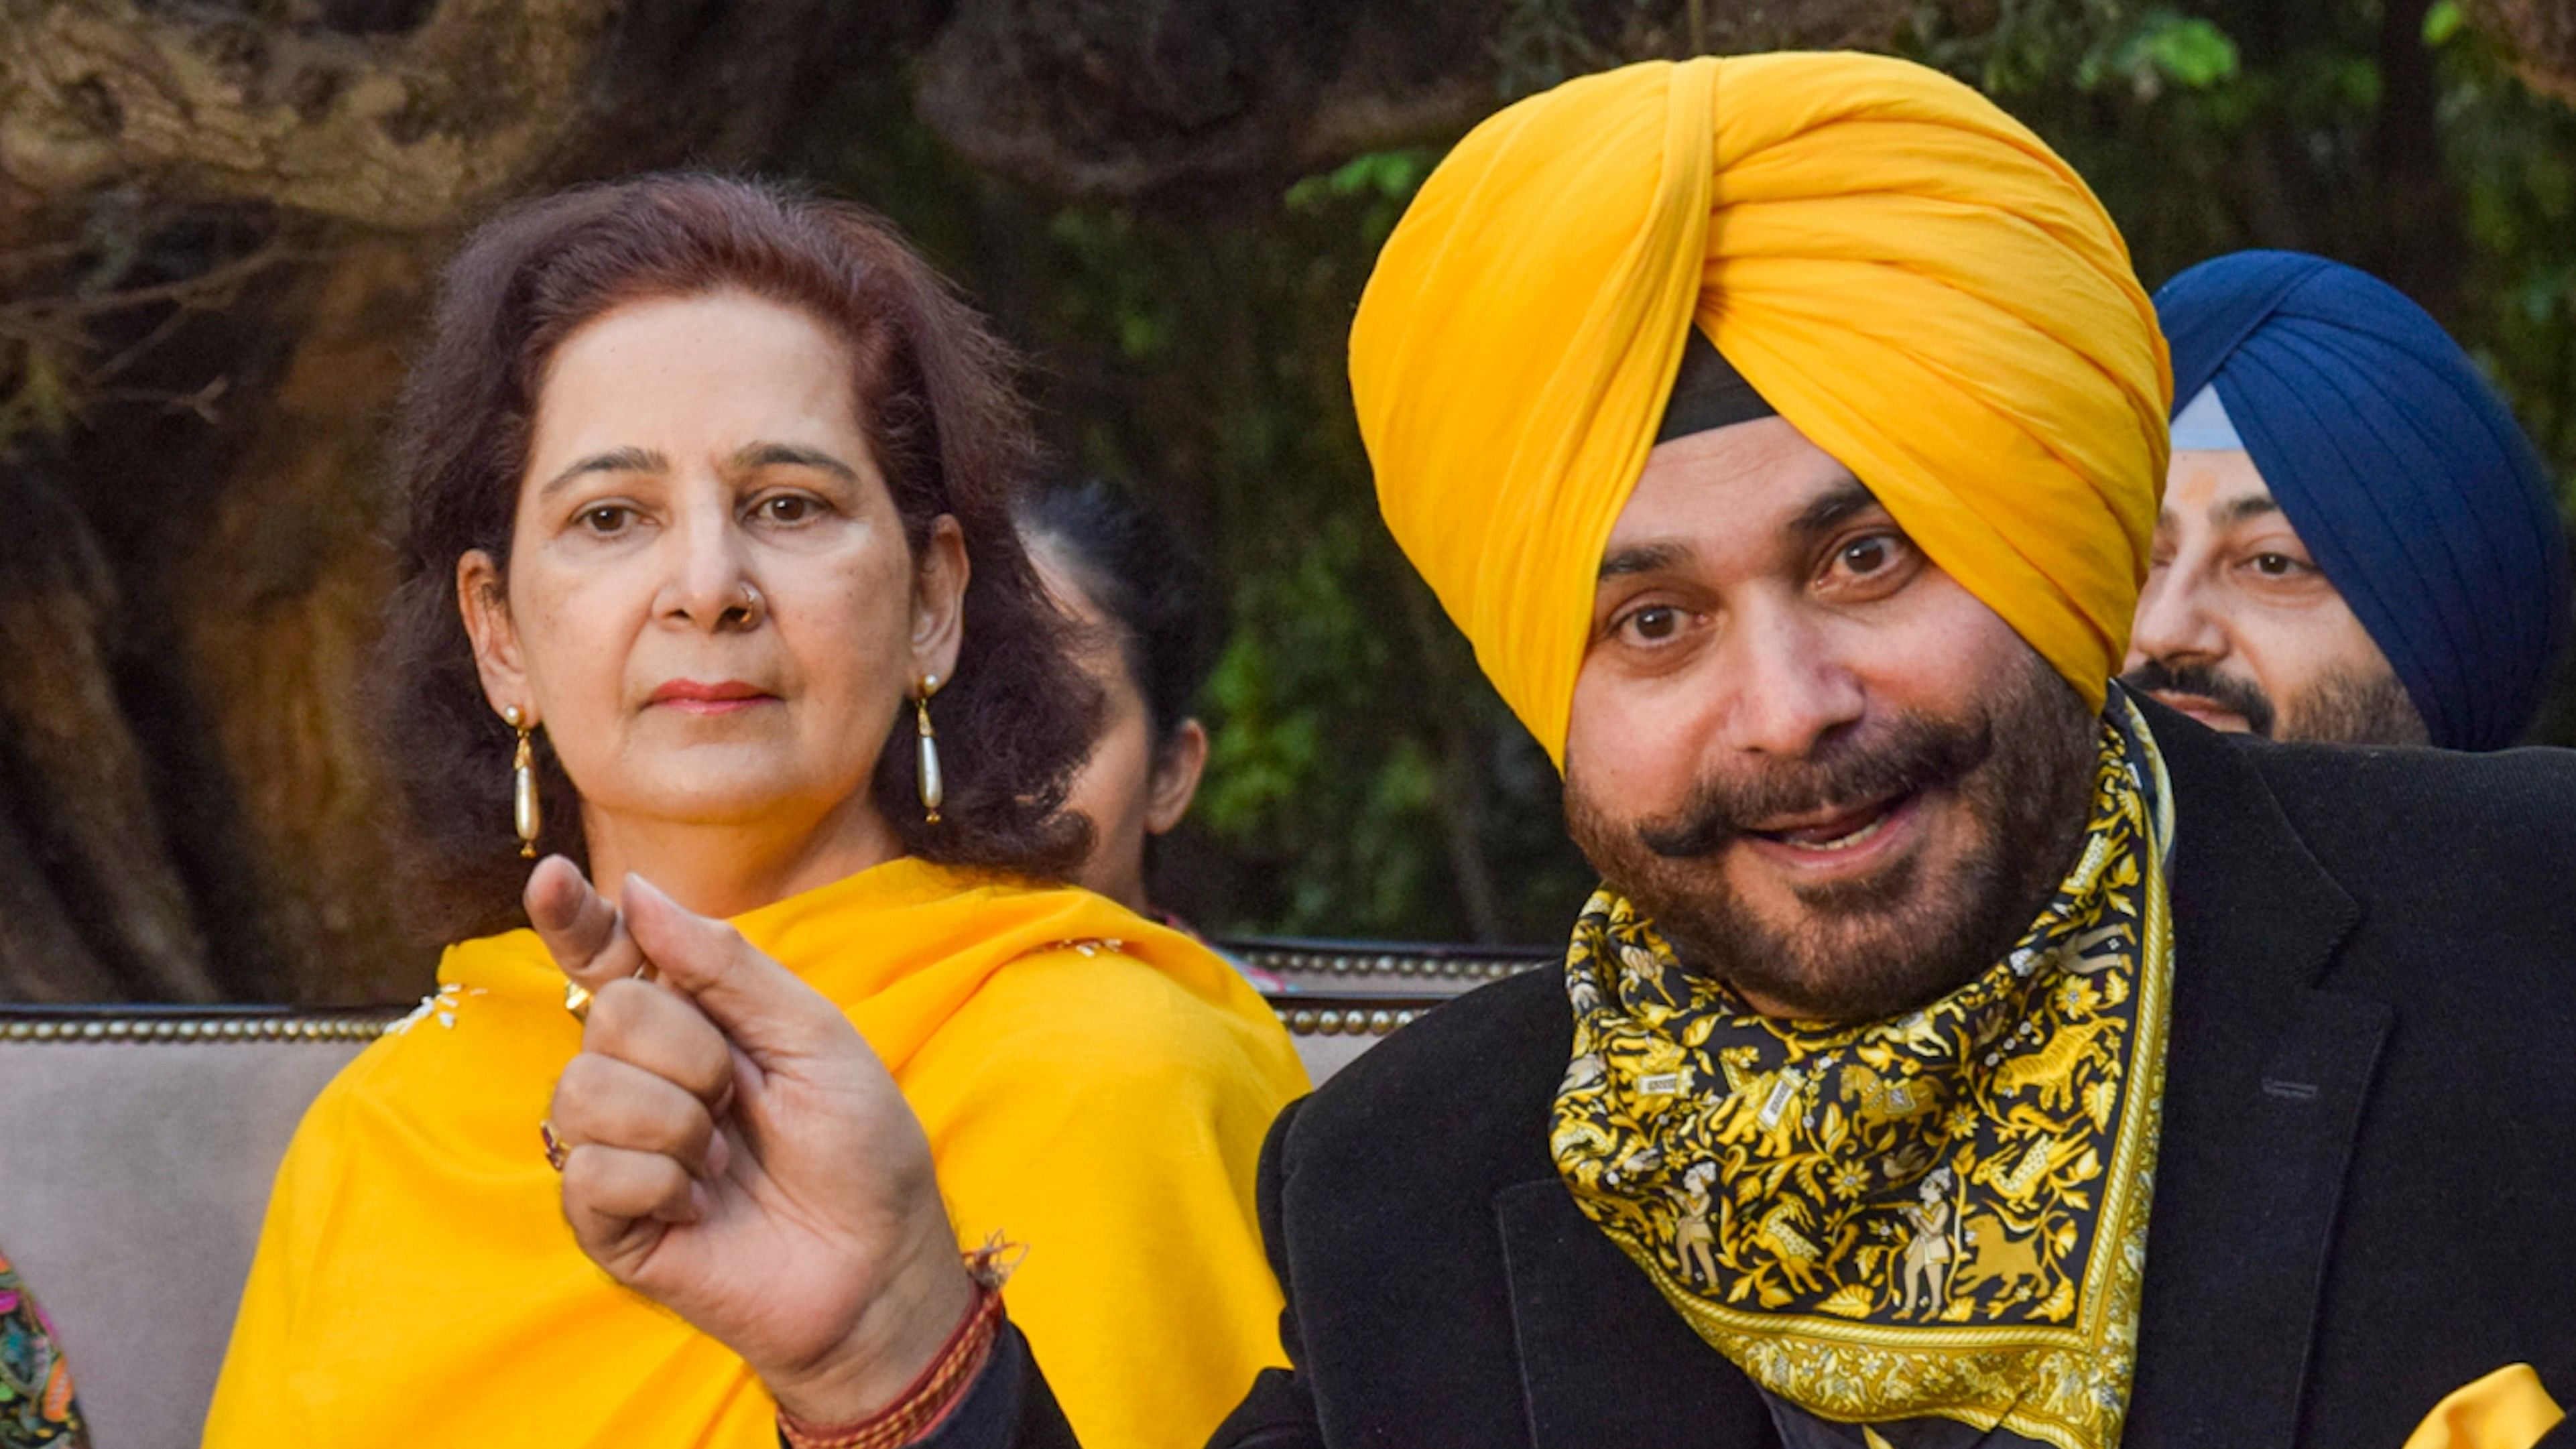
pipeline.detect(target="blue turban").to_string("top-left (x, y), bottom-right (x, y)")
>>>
top-left (2155, 250), bottom-right (2570, 750)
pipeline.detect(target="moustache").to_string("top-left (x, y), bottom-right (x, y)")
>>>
top-left (1636, 710), bottom-right (1997, 861)
top-left (2120, 657), bottom-right (2275, 737)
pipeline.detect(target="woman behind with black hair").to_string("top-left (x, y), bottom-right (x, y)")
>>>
top-left (1019, 481), bottom-right (1287, 993)
top-left (1016, 482), bottom-right (1221, 916)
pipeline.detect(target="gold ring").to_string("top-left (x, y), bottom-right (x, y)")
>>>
top-left (564, 981), bottom-right (593, 1021)
top-left (540, 1120), bottom-right (570, 1172)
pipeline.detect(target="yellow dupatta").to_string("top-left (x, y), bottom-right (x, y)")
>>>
top-left (204, 857), bottom-right (1307, 1449)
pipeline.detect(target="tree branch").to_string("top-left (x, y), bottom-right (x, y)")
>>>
top-left (915, 0), bottom-right (1913, 202)
top-left (0, 473), bottom-right (219, 1001)
top-left (0, 0), bottom-right (616, 230)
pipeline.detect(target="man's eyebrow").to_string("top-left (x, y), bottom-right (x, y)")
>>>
top-left (1600, 542), bottom-right (1691, 579)
top-left (536, 446), bottom-right (666, 501)
top-left (731, 442), bottom-right (860, 483)
top-left (1784, 479), bottom-right (1884, 547)
top-left (2213, 494), bottom-right (2284, 526)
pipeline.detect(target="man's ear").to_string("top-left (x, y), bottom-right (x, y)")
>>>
top-left (457, 549), bottom-right (534, 722)
top-left (1144, 718), bottom-right (1209, 836)
top-left (910, 515), bottom-right (969, 688)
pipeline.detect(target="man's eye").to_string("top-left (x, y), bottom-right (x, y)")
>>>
top-left (2250, 552), bottom-right (2303, 577)
top-left (1839, 536), bottom-right (1894, 574)
top-left (1626, 606), bottom-right (1680, 641)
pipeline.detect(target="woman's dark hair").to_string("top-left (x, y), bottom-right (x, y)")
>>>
top-left (373, 172), bottom-right (1097, 942)
top-left (1016, 480), bottom-right (1225, 758)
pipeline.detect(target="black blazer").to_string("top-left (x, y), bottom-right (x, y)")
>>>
top-left (943, 703), bottom-right (2576, 1449)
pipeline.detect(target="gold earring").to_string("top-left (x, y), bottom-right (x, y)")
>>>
top-left (503, 705), bottom-right (541, 859)
top-left (914, 674), bottom-right (944, 825)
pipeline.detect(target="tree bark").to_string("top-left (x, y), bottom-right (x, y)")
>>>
top-left (2367, 0), bottom-right (2469, 328)
top-left (0, 800), bottom-right (121, 1002)
top-left (0, 0), bottom-right (617, 231)
top-left (0, 471), bottom-right (217, 1000)
top-left (172, 237), bottom-right (426, 1004)
top-left (915, 0), bottom-right (1915, 203)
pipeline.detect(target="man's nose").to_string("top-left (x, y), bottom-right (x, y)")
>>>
top-left (2124, 566), bottom-right (2225, 672)
top-left (1714, 607), bottom-right (1867, 757)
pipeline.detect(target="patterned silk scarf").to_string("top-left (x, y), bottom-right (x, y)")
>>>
top-left (1552, 700), bottom-right (2174, 1449)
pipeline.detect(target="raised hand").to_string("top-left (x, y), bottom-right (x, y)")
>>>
top-left (530, 863), bottom-right (975, 1424)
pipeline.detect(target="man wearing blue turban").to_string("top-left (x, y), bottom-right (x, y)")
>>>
top-left (2125, 250), bottom-right (2569, 749)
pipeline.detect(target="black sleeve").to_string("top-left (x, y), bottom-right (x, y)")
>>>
top-left (912, 1097), bottom-right (1330, 1449)
top-left (904, 1320), bottom-right (1079, 1449)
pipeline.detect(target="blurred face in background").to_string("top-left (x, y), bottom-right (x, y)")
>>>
top-left (1030, 540), bottom-right (1209, 914)
top-left (2122, 450), bottom-right (2425, 745)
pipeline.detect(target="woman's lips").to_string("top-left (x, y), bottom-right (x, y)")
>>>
top-left (648, 680), bottom-right (776, 715)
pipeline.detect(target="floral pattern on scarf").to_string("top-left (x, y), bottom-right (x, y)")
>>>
top-left (0, 1250), bottom-right (86, 1449)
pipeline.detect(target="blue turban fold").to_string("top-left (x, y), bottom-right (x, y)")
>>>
top-left (2156, 250), bottom-right (2569, 750)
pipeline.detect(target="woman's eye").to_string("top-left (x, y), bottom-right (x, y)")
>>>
top-left (759, 495), bottom-right (817, 524)
top-left (579, 505), bottom-right (631, 534)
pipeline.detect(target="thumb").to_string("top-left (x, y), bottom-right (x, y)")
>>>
top-left (620, 875), bottom-right (857, 1062)
top-left (526, 855), bottom-right (644, 991)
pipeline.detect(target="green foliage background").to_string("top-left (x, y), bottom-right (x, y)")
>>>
top-left (811, 1), bottom-right (2576, 945)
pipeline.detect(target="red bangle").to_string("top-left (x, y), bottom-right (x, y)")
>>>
top-left (776, 1239), bottom-right (1023, 1449)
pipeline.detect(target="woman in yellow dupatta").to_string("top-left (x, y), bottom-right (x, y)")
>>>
top-left (202, 174), bottom-right (1306, 1449)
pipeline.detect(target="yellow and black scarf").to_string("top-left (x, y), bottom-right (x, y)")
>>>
top-left (1551, 700), bottom-right (2174, 1449)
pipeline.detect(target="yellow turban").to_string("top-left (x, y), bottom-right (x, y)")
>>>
top-left (1351, 52), bottom-right (2172, 765)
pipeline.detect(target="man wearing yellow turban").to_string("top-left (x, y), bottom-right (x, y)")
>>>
top-left (511, 52), bottom-right (2574, 1449)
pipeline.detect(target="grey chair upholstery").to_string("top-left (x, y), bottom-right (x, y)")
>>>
top-left (0, 1009), bottom-right (393, 1449)
top-left (0, 939), bottom-right (1550, 1446)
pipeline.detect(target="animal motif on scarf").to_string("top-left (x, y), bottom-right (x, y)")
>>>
top-left (1550, 701), bottom-right (2176, 1449)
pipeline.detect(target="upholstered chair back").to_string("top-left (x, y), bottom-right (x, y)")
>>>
top-left (0, 941), bottom-right (1546, 1446)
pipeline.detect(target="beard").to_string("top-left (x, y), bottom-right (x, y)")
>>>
top-left (2120, 656), bottom-right (2427, 745)
top-left (2276, 666), bottom-right (2429, 745)
top-left (1565, 648), bottom-right (2100, 1022)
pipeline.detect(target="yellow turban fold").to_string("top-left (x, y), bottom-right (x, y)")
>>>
top-left (1351, 52), bottom-right (2172, 764)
